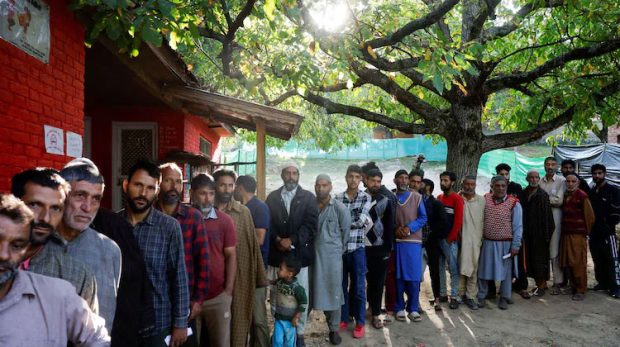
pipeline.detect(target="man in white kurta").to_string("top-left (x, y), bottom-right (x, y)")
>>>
top-left (458, 176), bottom-right (485, 310)
top-left (539, 157), bottom-right (566, 293)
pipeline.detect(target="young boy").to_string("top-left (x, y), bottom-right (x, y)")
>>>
top-left (272, 256), bottom-right (308, 347)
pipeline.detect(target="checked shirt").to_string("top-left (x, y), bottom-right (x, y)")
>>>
top-left (335, 189), bottom-right (372, 253)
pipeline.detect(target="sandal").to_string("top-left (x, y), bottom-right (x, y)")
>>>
top-left (382, 314), bottom-right (394, 325)
top-left (519, 290), bottom-right (531, 299)
top-left (549, 286), bottom-right (561, 295)
top-left (372, 316), bottom-right (384, 329)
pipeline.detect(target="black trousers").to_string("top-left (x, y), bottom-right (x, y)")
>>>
top-left (425, 241), bottom-right (442, 299)
top-left (513, 246), bottom-right (529, 291)
top-left (590, 235), bottom-right (620, 290)
top-left (366, 252), bottom-right (389, 316)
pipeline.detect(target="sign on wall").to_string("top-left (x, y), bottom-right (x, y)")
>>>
top-left (0, 0), bottom-right (50, 63)
top-left (44, 124), bottom-right (63, 155)
top-left (66, 131), bottom-right (82, 158)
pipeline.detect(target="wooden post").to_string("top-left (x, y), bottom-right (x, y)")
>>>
top-left (255, 117), bottom-right (266, 200)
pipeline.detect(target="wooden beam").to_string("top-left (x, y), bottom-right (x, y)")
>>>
top-left (256, 117), bottom-right (267, 200)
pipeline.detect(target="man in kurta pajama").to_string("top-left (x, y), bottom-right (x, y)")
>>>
top-left (561, 173), bottom-right (595, 301)
top-left (311, 174), bottom-right (351, 345)
top-left (515, 170), bottom-right (555, 298)
top-left (539, 157), bottom-right (566, 294)
top-left (458, 176), bottom-right (485, 310)
top-left (477, 176), bottom-right (523, 310)
top-left (214, 170), bottom-right (267, 347)
top-left (393, 170), bottom-right (427, 322)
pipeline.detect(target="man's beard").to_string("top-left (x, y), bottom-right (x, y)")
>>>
top-left (316, 191), bottom-right (330, 200)
top-left (192, 202), bottom-right (213, 215)
top-left (440, 184), bottom-right (451, 192)
top-left (396, 184), bottom-right (409, 192)
top-left (0, 260), bottom-right (19, 285)
top-left (462, 188), bottom-right (475, 195)
top-left (368, 186), bottom-right (381, 195)
top-left (284, 180), bottom-right (298, 191)
top-left (593, 177), bottom-right (604, 185)
top-left (529, 182), bottom-right (539, 188)
top-left (127, 195), bottom-right (154, 213)
top-left (30, 221), bottom-right (54, 246)
top-left (161, 189), bottom-right (180, 205)
top-left (216, 191), bottom-right (232, 203)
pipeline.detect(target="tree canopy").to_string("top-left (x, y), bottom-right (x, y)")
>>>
top-left (74, 0), bottom-right (620, 176)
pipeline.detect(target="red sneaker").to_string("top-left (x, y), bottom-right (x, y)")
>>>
top-left (339, 321), bottom-right (348, 331)
top-left (353, 324), bottom-right (365, 338)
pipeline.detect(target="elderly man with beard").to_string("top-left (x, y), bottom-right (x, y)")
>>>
top-left (539, 157), bottom-right (566, 295)
top-left (311, 174), bottom-right (350, 345)
top-left (364, 169), bottom-right (394, 329)
top-left (190, 174), bottom-right (236, 347)
top-left (514, 170), bottom-right (555, 298)
top-left (11, 168), bottom-right (98, 312)
top-left (561, 159), bottom-right (590, 194)
top-left (588, 164), bottom-right (620, 298)
top-left (49, 159), bottom-right (121, 334)
top-left (156, 162), bottom-right (209, 347)
top-left (561, 173), bottom-right (595, 301)
top-left (119, 160), bottom-right (189, 347)
top-left (477, 176), bottom-right (523, 310)
top-left (457, 176), bottom-right (485, 310)
top-left (266, 163), bottom-right (318, 347)
top-left (213, 169), bottom-right (267, 347)
top-left (0, 194), bottom-right (110, 346)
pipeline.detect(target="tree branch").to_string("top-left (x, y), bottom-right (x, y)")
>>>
top-left (364, 0), bottom-right (460, 49)
top-left (421, 0), bottom-right (453, 42)
top-left (482, 80), bottom-right (620, 150)
top-left (480, 0), bottom-right (565, 43)
top-left (351, 62), bottom-right (445, 121)
top-left (484, 38), bottom-right (620, 94)
top-left (462, 0), bottom-right (500, 43)
top-left (226, 0), bottom-right (256, 40)
top-left (303, 92), bottom-right (431, 134)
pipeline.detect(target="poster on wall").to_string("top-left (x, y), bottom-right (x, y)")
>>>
top-left (66, 131), bottom-right (82, 158)
top-left (44, 125), bottom-right (63, 155)
top-left (0, 0), bottom-right (50, 63)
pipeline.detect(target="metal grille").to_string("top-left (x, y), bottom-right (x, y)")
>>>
top-left (121, 129), bottom-right (155, 174)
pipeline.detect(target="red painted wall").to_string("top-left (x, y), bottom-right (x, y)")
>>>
top-left (89, 107), bottom-right (222, 207)
top-left (0, 0), bottom-right (84, 192)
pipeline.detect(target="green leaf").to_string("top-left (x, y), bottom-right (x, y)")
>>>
top-left (141, 23), bottom-right (163, 46)
top-left (433, 74), bottom-right (444, 94)
top-left (264, 0), bottom-right (276, 21)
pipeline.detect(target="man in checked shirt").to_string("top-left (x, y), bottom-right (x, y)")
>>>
top-left (119, 160), bottom-right (189, 347)
top-left (335, 165), bottom-right (372, 339)
top-left (156, 162), bottom-right (209, 347)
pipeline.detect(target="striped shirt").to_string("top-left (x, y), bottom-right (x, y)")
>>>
top-left (335, 190), bottom-right (372, 252)
top-left (118, 208), bottom-right (189, 333)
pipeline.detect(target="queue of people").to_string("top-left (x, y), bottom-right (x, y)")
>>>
top-left (0, 156), bottom-right (618, 347)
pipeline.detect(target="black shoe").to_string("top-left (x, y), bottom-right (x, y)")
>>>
top-left (590, 283), bottom-right (608, 291)
top-left (486, 292), bottom-right (497, 300)
top-left (328, 332), bottom-right (342, 345)
top-left (465, 298), bottom-right (479, 310)
top-left (498, 298), bottom-right (508, 310)
top-left (449, 298), bottom-right (459, 309)
top-left (438, 295), bottom-right (449, 303)
top-left (296, 335), bottom-right (306, 347)
top-left (478, 298), bottom-right (486, 308)
top-left (610, 288), bottom-right (620, 299)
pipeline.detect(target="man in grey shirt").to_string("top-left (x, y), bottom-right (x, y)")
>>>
top-left (0, 194), bottom-right (110, 346)
top-left (49, 158), bottom-right (122, 333)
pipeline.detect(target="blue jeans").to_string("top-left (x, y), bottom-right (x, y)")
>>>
top-left (395, 279), bottom-right (420, 313)
top-left (439, 240), bottom-right (460, 297)
top-left (272, 320), bottom-right (296, 347)
top-left (341, 247), bottom-right (367, 325)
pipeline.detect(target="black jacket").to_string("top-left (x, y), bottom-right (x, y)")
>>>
top-left (589, 181), bottom-right (620, 239)
top-left (92, 208), bottom-right (155, 347)
top-left (422, 195), bottom-right (449, 244)
top-left (266, 186), bottom-right (319, 267)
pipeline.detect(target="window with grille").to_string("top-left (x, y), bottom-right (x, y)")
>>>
top-left (200, 137), bottom-right (211, 156)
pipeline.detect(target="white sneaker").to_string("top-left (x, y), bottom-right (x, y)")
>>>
top-left (396, 310), bottom-right (407, 321)
top-left (408, 311), bottom-right (422, 322)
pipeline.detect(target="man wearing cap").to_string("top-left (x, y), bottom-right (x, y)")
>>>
top-left (477, 176), bottom-right (523, 310)
top-left (266, 162), bottom-right (318, 347)
top-left (311, 174), bottom-right (351, 345)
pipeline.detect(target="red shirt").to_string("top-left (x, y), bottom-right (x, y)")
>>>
top-left (204, 209), bottom-right (237, 300)
top-left (437, 192), bottom-right (464, 243)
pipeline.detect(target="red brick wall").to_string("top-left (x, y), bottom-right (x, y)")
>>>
top-left (183, 114), bottom-right (221, 159)
top-left (0, 0), bottom-right (84, 192)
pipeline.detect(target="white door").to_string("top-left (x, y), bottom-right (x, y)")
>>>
top-left (112, 122), bottom-right (158, 211)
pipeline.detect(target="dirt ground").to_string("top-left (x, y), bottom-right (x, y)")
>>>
top-left (295, 254), bottom-right (620, 347)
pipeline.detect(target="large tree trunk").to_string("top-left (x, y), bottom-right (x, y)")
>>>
top-left (443, 102), bottom-right (485, 186)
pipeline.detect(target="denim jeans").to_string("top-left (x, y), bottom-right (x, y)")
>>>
top-left (439, 240), bottom-right (460, 297)
top-left (341, 247), bottom-right (367, 324)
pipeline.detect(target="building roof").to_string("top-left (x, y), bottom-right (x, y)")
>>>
top-left (92, 37), bottom-right (302, 140)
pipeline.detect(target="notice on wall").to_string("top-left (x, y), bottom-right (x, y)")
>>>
top-left (44, 125), bottom-right (63, 155)
top-left (0, 0), bottom-right (50, 63)
top-left (66, 131), bottom-right (82, 158)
